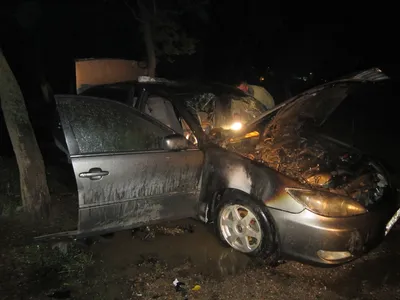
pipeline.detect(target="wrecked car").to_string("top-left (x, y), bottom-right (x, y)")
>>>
top-left (50, 68), bottom-right (399, 266)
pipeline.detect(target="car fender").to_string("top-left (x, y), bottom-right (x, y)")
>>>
top-left (198, 147), bottom-right (305, 222)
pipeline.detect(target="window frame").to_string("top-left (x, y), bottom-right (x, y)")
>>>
top-left (61, 96), bottom-right (180, 156)
top-left (143, 94), bottom-right (184, 134)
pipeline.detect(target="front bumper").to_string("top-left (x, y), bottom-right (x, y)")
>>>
top-left (269, 194), bottom-right (398, 266)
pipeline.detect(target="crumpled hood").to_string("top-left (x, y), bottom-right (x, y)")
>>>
top-left (223, 69), bottom-right (391, 206)
top-left (251, 133), bottom-right (388, 206)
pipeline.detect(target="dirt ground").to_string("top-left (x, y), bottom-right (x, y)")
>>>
top-left (1, 215), bottom-right (400, 300)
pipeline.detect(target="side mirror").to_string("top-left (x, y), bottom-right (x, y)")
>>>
top-left (162, 134), bottom-right (189, 151)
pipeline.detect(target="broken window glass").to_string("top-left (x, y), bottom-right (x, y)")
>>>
top-left (181, 92), bottom-right (265, 131)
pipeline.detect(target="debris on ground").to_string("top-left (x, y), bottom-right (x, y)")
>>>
top-left (2, 217), bottom-right (400, 300)
top-left (173, 278), bottom-right (189, 300)
top-left (51, 241), bottom-right (69, 255)
top-left (192, 284), bottom-right (201, 291)
top-left (132, 224), bottom-right (195, 240)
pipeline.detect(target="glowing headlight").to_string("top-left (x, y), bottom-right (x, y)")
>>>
top-left (230, 122), bottom-right (242, 131)
top-left (286, 188), bottom-right (367, 217)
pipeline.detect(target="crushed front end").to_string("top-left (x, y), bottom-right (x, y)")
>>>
top-left (220, 79), bottom-right (399, 265)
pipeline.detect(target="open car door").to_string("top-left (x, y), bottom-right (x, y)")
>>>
top-left (55, 94), bottom-right (204, 236)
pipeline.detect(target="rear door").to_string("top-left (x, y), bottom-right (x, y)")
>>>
top-left (55, 95), bottom-right (204, 236)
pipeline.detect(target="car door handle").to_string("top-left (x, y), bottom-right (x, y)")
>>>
top-left (79, 168), bottom-right (109, 180)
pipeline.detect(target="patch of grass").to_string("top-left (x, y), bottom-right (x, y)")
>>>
top-left (58, 246), bottom-right (94, 280)
top-left (4, 240), bottom-right (94, 298)
top-left (0, 195), bottom-right (21, 217)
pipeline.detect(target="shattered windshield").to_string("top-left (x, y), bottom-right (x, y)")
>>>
top-left (181, 92), bottom-right (265, 131)
top-left (231, 96), bottom-right (265, 124)
top-left (184, 92), bottom-right (216, 121)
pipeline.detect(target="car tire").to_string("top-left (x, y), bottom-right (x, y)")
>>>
top-left (214, 191), bottom-right (279, 263)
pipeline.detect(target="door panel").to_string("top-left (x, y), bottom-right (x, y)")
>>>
top-left (73, 150), bottom-right (203, 234)
top-left (78, 193), bottom-right (196, 235)
top-left (55, 95), bottom-right (204, 235)
top-left (73, 151), bottom-right (203, 207)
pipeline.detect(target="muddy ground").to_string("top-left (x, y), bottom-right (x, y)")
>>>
top-left (1, 215), bottom-right (400, 300)
top-left (1, 158), bottom-right (400, 300)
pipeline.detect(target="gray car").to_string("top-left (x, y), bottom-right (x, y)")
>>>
top-left (51, 68), bottom-right (399, 266)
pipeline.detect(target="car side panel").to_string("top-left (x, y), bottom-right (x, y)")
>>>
top-left (72, 150), bottom-right (203, 234)
top-left (73, 151), bottom-right (202, 206)
top-left (78, 193), bottom-right (197, 237)
top-left (198, 147), bottom-right (305, 222)
top-left (55, 94), bottom-right (205, 235)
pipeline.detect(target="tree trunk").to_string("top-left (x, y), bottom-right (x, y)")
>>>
top-left (139, 3), bottom-right (156, 77)
top-left (0, 49), bottom-right (50, 219)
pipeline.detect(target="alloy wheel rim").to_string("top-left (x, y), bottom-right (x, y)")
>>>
top-left (219, 204), bottom-right (263, 253)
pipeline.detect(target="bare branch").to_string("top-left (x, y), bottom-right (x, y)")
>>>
top-left (153, 0), bottom-right (157, 14)
top-left (123, 0), bottom-right (144, 23)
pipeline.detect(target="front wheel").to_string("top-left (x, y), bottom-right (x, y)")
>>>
top-left (215, 194), bottom-right (278, 260)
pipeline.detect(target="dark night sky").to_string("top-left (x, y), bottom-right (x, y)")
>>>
top-left (0, 0), bottom-right (398, 94)
top-left (0, 0), bottom-right (398, 155)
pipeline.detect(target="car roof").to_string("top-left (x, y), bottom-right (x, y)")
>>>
top-left (81, 80), bottom-right (249, 99)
